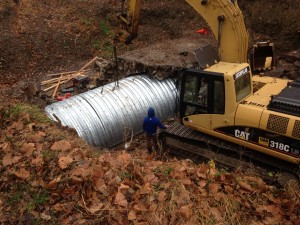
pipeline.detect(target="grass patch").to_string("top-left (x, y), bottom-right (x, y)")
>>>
top-left (100, 20), bottom-right (112, 36)
top-left (6, 104), bottom-right (51, 124)
top-left (153, 165), bottom-right (173, 177)
top-left (120, 171), bottom-right (133, 180)
top-left (6, 183), bottom-right (50, 211)
top-left (42, 149), bottom-right (56, 161)
top-left (26, 190), bottom-right (50, 212)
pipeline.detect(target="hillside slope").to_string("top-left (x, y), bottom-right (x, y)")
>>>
top-left (0, 0), bottom-right (299, 85)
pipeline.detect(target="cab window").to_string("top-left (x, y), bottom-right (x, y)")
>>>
top-left (235, 72), bottom-right (251, 102)
top-left (181, 72), bottom-right (225, 117)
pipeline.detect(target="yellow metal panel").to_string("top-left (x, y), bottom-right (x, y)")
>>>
top-left (184, 114), bottom-right (211, 130)
top-left (235, 104), bottom-right (262, 127)
top-left (205, 62), bottom-right (249, 75)
top-left (246, 76), bottom-right (290, 108)
top-left (260, 109), bottom-right (300, 138)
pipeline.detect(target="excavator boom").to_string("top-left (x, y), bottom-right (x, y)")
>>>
top-left (120, 0), bottom-right (249, 63)
top-left (186, 0), bottom-right (248, 63)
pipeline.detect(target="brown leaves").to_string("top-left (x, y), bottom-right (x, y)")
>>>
top-left (238, 180), bottom-right (254, 192)
top-left (21, 142), bottom-right (36, 157)
top-left (256, 204), bottom-right (283, 220)
top-left (114, 191), bottom-right (128, 207)
top-left (114, 183), bottom-right (130, 207)
top-left (139, 182), bottom-right (152, 195)
top-left (0, 104), bottom-right (299, 224)
top-left (179, 204), bottom-right (193, 219)
top-left (2, 154), bottom-right (21, 166)
top-left (58, 155), bottom-right (73, 169)
top-left (51, 140), bottom-right (72, 151)
top-left (13, 167), bottom-right (30, 180)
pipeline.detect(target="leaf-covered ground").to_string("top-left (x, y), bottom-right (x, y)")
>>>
top-left (0, 104), bottom-right (299, 225)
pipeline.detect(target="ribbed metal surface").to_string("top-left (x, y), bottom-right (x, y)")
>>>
top-left (45, 75), bottom-right (179, 148)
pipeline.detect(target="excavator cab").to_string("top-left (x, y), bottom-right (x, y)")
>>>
top-left (179, 69), bottom-right (225, 118)
top-left (179, 62), bottom-right (252, 131)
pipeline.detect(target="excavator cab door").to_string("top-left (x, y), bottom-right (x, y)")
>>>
top-left (180, 69), bottom-right (225, 129)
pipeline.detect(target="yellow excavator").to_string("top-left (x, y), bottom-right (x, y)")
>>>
top-left (119, 0), bottom-right (300, 176)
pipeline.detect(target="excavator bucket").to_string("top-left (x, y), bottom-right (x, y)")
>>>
top-left (194, 44), bottom-right (219, 70)
top-left (252, 41), bottom-right (275, 72)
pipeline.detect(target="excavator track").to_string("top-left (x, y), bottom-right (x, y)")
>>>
top-left (159, 122), bottom-right (300, 182)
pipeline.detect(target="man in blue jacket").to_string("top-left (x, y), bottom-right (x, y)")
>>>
top-left (143, 107), bottom-right (167, 153)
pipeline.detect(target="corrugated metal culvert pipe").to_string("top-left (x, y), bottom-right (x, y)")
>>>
top-left (45, 75), bottom-right (179, 148)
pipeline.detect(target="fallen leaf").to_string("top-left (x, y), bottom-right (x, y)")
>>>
top-left (70, 165), bottom-right (91, 181)
top-left (52, 203), bottom-right (71, 212)
top-left (45, 176), bottom-right (61, 189)
top-left (31, 155), bottom-right (44, 167)
top-left (115, 150), bottom-right (131, 169)
top-left (29, 131), bottom-right (46, 143)
top-left (3, 154), bottom-right (21, 166)
top-left (114, 191), bottom-right (128, 207)
top-left (208, 183), bottom-right (220, 194)
top-left (179, 204), bottom-right (193, 219)
top-left (21, 143), bottom-right (36, 157)
top-left (244, 176), bottom-right (265, 187)
top-left (31, 179), bottom-right (45, 187)
top-left (198, 179), bottom-right (207, 187)
top-left (91, 165), bottom-right (104, 181)
top-left (41, 212), bottom-right (51, 220)
top-left (2, 154), bottom-right (13, 166)
top-left (51, 140), bottom-right (71, 151)
top-left (133, 203), bottom-right (148, 212)
top-left (97, 183), bottom-right (110, 196)
top-left (0, 142), bottom-right (11, 152)
top-left (9, 121), bottom-right (24, 131)
top-left (118, 183), bottom-right (130, 194)
top-left (88, 202), bottom-right (104, 213)
top-left (71, 149), bottom-right (84, 160)
top-left (157, 191), bottom-right (166, 202)
top-left (128, 210), bottom-right (137, 220)
top-left (58, 156), bottom-right (73, 169)
top-left (256, 204), bottom-right (283, 220)
top-left (238, 180), bottom-right (253, 192)
top-left (182, 178), bottom-right (192, 185)
top-left (143, 173), bottom-right (158, 184)
top-left (14, 168), bottom-right (30, 180)
top-left (210, 207), bottom-right (222, 221)
top-left (140, 182), bottom-right (151, 195)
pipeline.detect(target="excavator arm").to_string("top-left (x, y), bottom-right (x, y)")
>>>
top-left (117, 0), bottom-right (142, 44)
top-left (119, 0), bottom-right (249, 63)
top-left (186, 0), bottom-right (248, 63)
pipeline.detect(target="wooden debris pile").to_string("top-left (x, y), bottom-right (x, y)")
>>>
top-left (41, 57), bottom-right (99, 99)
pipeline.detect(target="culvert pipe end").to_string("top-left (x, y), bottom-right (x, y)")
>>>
top-left (45, 75), bottom-right (179, 148)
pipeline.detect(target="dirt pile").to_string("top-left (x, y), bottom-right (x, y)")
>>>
top-left (1, 104), bottom-right (300, 224)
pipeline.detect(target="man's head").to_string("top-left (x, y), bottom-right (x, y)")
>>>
top-left (148, 107), bottom-right (155, 118)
